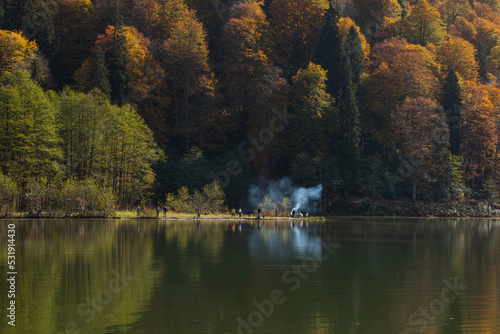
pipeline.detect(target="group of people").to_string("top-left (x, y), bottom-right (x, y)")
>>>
top-left (290, 209), bottom-right (308, 218)
top-left (231, 208), bottom-right (243, 218)
top-left (139, 205), bottom-right (309, 220)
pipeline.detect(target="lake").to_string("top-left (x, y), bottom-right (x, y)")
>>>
top-left (0, 218), bottom-right (499, 333)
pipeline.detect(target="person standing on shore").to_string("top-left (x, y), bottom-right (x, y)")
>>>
top-left (197, 208), bottom-right (201, 219)
top-left (231, 208), bottom-right (236, 217)
top-left (238, 208), bottom-right (242, 217)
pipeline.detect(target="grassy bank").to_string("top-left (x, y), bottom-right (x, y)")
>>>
top-left (114, 210), bottom-right (325, 220)
top-left (0, 210), bottom-right (325, 220)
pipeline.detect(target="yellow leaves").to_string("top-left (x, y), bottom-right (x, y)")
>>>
top-left (96, 25), bottom-right (153, 82)
top-left (164, 11), bottom-right (210, 71)
top-left (474, 17), bottom-right (500, 51)
top-left (90, 25), bottom-right (162, 103)
top-left (222, 2), bottom-right (272, 75)
top-left (380, 0), bottom-right (403, 21)
top-left (151, 0), bottom-right (190, 41)
top-left (436, 37), bottom-right (478, 81)
top-left (487, 45), bottom-right (500, 78)
top-left (449, 17), bottom-right (477, 43)
top-left (338, 17), bottom-right (370, 59)
top-left (269, 0), bottom-right (329, 64)
top-left (0, 30), bottom-right (38, 75)
top-left (371, 38), bottom-right (438, 100)
top-left (401, 0), bottom-right (447, 46)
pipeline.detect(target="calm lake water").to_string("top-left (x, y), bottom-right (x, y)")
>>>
top-left (1, 218), bottom-right (499, 334)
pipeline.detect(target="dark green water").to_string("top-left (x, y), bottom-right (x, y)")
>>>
top-left (0, 218), bottom-right (499, 334)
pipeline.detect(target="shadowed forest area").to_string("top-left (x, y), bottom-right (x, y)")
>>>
top-left (2, 0), bottom-right (500, 217)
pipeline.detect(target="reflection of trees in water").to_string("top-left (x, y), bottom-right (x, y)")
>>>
top-left (0, 219), bottom-right (499, 333)
top-left (0, 220), bottom-right (164, 333)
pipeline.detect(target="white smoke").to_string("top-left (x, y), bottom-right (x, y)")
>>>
top-left (291, 184), bottom-right (323, 212)
top-left (248, 177), bottom-right (323, 213)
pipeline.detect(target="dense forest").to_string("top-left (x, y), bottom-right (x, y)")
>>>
top-left (2, 0), bottom-right (500, 216)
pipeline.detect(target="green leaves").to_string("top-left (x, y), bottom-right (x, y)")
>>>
top-left (0, 70), bottom-right (160, 210)
top-left (0, 70), bottom-right (62, 182)
top-left (165, 181), bottom-right (227, 213)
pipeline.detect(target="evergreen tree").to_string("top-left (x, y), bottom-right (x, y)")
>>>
top-left (477, 42), bottom-right (490, 84)
top-left (441, 68), bottom-right (462, 156)
top-left (30, 57), bottom-right (43, 85)
top-left (108, 27), bottom-right (128, 104)
top-left (90, 47), bottom-right (111, 98)
top-left (337, 57), bottom-right (361, 196)
top-left (343, 25), bottom-right (365, 84)
top-left (314, 5), bottom-right (342, 99)
top-left (33, 1), bottom-right (58, 62)
top-left (108, 1), bottom-right (128, 104)
top-left (0, 0), bottom-right (6, 29)
top-left (6, 0), bottom-right (35, 33)
top-left (53, 0), bottom-right (97, 86)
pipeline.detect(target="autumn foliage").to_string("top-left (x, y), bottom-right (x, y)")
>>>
top-left (2, 0), bottom-right (500, 210)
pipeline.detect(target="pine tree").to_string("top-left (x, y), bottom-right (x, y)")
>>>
top-left (109, 27), bottom-right (128, 104)
top-left (343, 25), bottom-right (365, 84)
top-left (108, 1), bottom-right (128, 104)
top-left (6, 0), bottom-right (35, 33)
top-left (477, 42), bottom-right (490, 84)
top-left (30, 57), bottom-right (43, 85)
top-left (34, 1), bottom-right (58, 62)
top-left (90, 47), bottom-right (111, 98)
top-left (338, 57), bottom-right (361, 196)
top-left (0, 0), bottom-right (6, 29)
top-left (314, 5), bottom-right (342, 99)
top-left (441, 68), bottom-right (462, 155)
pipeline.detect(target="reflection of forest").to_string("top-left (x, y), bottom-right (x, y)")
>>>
top-left (0, 219), bottom-right (498, 333)
top-left (0, 220), bottom-right (166, 333)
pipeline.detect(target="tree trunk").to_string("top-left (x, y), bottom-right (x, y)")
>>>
top-left (494, 140), bottom-right (500, 183)
top-left (412, 157), bottom-right (417, 203)
top-left (184, 64), bottom-right (190, 150)
top-left (371, 177), bottom-right (375, 215)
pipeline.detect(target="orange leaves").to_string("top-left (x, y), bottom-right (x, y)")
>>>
top-left (436, 37), bottom-right (478, 81)
top-left (163, 11), bottom-right (210, 72)
top-left (222, 2), bottom-right (271, 75)
top-left (392, 97), bottom-right (445, 162)
top-left (151, 0), bottom-right (191, 41)
top-left (449, 16), bottom-right (477, 43)
top-left (461, 84), bottom-right (498, 179)
top-left (0, 30), bottom-right (38, 75)
top-left (391, 96), bottom-right (448, 199)
top-left (371, 38), bottom-right (438, 100)
top-left (338, 17), bottom-right (370, 59)
top-left (269, 0), bottom-right (329, 69)
top-left (91, 25), bottom-right (161, 102)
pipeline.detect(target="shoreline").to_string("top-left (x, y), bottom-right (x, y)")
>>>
top-left (3, 214), bottom-right (500, 220)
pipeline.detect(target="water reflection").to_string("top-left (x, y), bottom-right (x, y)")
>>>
top-left (0, 218), bottom-right (498, 334)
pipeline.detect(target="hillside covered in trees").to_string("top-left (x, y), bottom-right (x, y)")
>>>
top-left (2, 0), bottom-right (500, 216)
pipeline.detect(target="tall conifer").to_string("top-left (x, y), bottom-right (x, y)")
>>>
top-left (441, 68), bottom-right (462, 155)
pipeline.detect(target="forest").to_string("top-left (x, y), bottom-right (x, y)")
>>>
top-left (1, 0), bottom-right (500, 216)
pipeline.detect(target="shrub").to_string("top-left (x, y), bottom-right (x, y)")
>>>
top-left (0, 172), bottom-right (18, 217)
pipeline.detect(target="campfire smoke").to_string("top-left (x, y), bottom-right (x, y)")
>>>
top-left (248, 177), bottom-right (323, 213)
